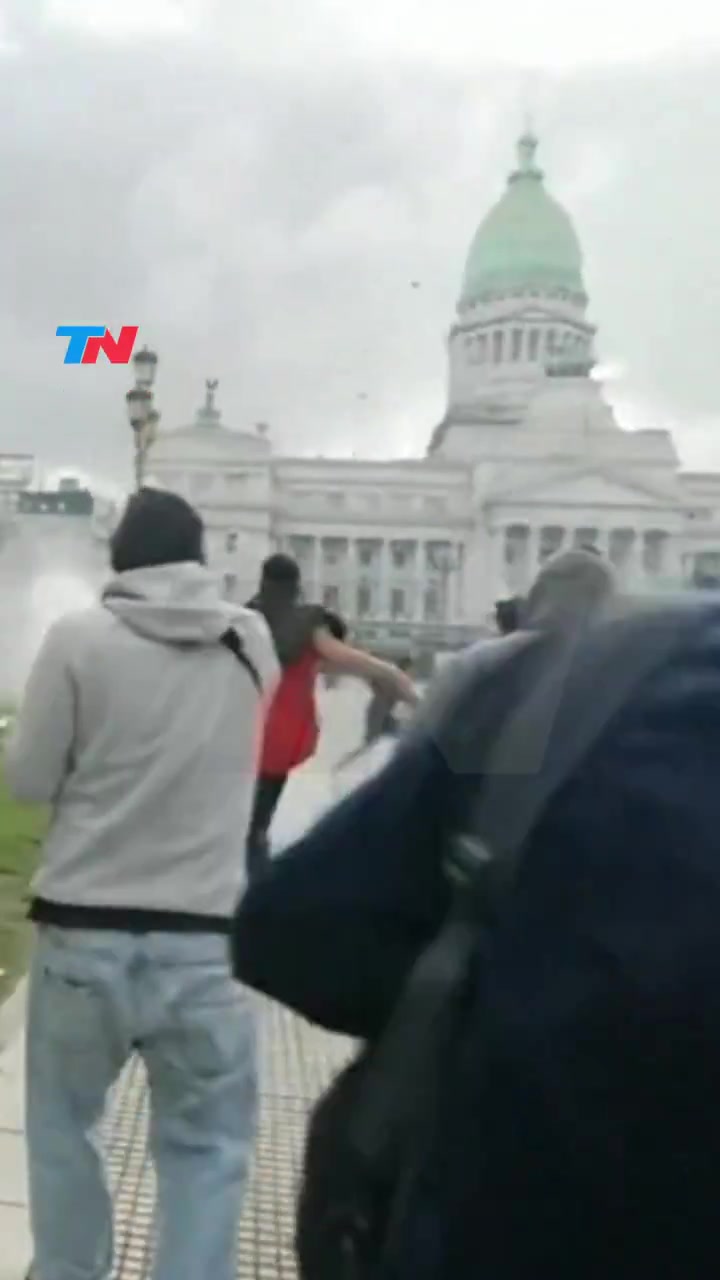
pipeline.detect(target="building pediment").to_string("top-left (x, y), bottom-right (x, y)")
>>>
top-left (151, 426), bottom-right (270, 462)
top-left (486, 462), bottom-right (683, 512)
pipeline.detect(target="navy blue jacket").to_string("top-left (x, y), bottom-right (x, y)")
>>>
top-left (234, 602), bottom-right (720, 1279)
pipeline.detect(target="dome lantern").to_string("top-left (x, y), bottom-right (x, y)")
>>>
top-left (510, 130), bottom-right (542, 182)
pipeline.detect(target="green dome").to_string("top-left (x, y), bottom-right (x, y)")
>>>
top-left (460, 134), bottom-right (584, 306)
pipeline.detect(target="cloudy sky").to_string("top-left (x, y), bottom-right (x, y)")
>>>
top-left (2, 0), bottom-right (720, 490)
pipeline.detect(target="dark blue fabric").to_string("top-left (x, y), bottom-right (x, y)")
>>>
top-left (234, 728), bottom-right (454, 1037)
top-left (233, 603), bottom-right (720, 1279)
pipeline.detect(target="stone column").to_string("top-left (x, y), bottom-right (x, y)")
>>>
top-left (451, 542), bottom-right (463, 620)
top-left (663, 536), bottom-right (686, 588)
top-left (493, 527), bottom-right (508, 600)
top-left (627, 529), bottom-right (643, 591)
top-left (439, 563), bottom-right (451, 624)
top-left (462, 523), bottom-right (495, 625)
top-left (379, 540), bottom-right (391, 619)
top-left (526, 526), bottom-right (540, 586)
top-left (414, 540), bottom-right (424, 621)
top-left (346, 540), bottom-right (357, 619)
top-left (454, 542), bottom-right (466, 619)
top-left (657, 531), bottom-right (682, 588)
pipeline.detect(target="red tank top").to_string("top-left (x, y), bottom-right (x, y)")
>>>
top-left (260, 648), bottom-right (320, 776)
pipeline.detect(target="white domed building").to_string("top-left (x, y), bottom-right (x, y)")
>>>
top-left (147, 134), bottom-right (720, 653)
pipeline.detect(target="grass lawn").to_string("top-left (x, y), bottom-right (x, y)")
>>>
top-left (0, 768), bottom-right (46, 1005)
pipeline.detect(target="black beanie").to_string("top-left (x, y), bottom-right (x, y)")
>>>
top-left (110, 487), bottom-right (205, 574)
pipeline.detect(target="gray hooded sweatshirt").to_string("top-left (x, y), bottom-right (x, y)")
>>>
top-left (5, 563), bottom-right (279, 921)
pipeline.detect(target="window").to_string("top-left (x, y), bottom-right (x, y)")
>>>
top-left (226, 472), bottom-right (247, 489)
top-left (609, 528), bottom-right (634, 567)
top-left (289, 535), bottom-right (314, 562)
top-left (477, 334), bottom-right (487, 364)
top-left (357, 583), bottom-right (372, 617)
top-left (504, 524), bottom-right (528, 566)
top-left (326, 492), bottom-right (345, 509)
top-left (511, 329), bottom-right (523, 361)
top-left (391, 540), bottom-right (414, 570)
top-left (643, 530), bottom-right (667, 575)
top-left (222, 573), bottom-right (238, 599)
top-left (357, 540), bottom-right (380, 567)
top-left (539, 526), bottom-right (564, 561)
top-left (322, 538), bottom-right (346, 566)
top-left (225, 531), bottom-right (238, 553)
top-left (546, 328), bottom-right (557, 355)
top-left (391, 588), bottom-right (407, 620)
top-left (573, 527), bottom-right (599, 551)
top-left (692, 552), bottom-right (720, 587)
top-left (323, 585), bottom-right (340, 610)
top-left (492, 331), bottom-right (504, 364)
top-left (528, 329), bottom-right (540, 361)
top-left (426, 541), bottom-right (452, 572)
top-left (424, 586), bottom-right (440, 621)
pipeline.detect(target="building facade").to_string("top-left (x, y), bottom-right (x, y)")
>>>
top-left (146, 133), bottom-right (720, 653)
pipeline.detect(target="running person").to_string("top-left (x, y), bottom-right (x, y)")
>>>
top-left (246, 554), bottom-right (416, 877)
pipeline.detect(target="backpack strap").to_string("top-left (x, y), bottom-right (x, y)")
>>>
top-left (220, 627), bottom-right (262, 693)
top-left (347, 599), bottom-right (703, 1176)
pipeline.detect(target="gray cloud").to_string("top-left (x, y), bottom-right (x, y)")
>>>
top-left (1, 9), bottom-right (720, 485)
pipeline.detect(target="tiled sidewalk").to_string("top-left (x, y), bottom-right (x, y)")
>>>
top-left (0, 1001), bottom-right (350, 1280)
top-left (0, 984), bottom-right (31, 1280)
top-left (107, 1003), bottom-right (351, 1279)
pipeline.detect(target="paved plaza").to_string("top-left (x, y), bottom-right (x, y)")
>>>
top-left (107, 1004), bottom-right (352, 1280)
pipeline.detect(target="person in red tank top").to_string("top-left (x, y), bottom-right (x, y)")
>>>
top-left (246, 555), bottom-right (417, 879)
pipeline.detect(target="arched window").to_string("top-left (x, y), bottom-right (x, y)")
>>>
top-left (643, 530), bottom-right (668, 575)
top-left (609, 528), bottom-right (635, 568)
top-left (573, 527), bottom-right (599, 551)
top-left (539, 526), bottom-right (565, 561)
top-left (504, 524), bottom-right (529, 566)
top-left (492, 331), bottom-right (504, 364)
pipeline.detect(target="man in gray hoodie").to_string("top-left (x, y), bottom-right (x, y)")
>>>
top-left (5, 488), bottom-right (278, 1280)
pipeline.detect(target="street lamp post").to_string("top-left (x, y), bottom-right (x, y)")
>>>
top-left (125, 345), bottom-right (159, 491)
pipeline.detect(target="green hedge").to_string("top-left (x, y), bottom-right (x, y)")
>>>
top-left (0, 771), bottom-right (46, 1003)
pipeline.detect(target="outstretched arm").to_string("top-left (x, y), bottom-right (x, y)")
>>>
top-left (312, 627), bottom-right (417, 705)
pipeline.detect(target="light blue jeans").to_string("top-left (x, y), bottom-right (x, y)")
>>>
top-left (26, 927), bottom-right (258, 1280)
